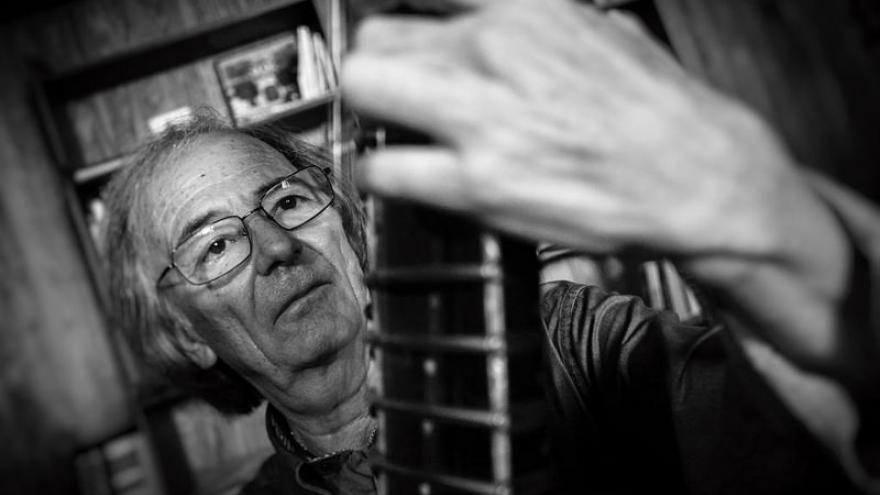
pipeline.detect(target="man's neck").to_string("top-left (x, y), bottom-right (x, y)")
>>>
top-left (289, 410), bottom-right (376, 457)
top-left (273, 371), bottom-right (375, 456)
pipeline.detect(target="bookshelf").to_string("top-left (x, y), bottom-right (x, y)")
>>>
top-left (32, 1), bottom-right (349, 494)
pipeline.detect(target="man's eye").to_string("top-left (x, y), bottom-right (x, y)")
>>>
top-left (207, 239), bottom-right (227, 256)
top-left (277, 195), bottom-right (299, 211)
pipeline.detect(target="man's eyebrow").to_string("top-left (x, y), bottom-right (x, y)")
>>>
top-left (255, 174), bottom-right (285, 200)
top-left (175, 210), bottom-right (222, 248)
top-left (173, 172), bottom-right (290, 248)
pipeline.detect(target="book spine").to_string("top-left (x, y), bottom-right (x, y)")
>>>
top-left (313, 32), bottom-right (336, 90)
top-left (297, 26), bottom-right (318, 99)
top-left (642, 261), bottom-right (663, 310)
top-left (660, 260), bottom-right (689, 319)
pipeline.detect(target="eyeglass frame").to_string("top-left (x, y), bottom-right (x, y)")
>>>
top-left (155, 165), bottom-right (335, 288)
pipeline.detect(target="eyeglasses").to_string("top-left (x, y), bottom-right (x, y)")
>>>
top-left (156, 166), bottom-right (334, 287)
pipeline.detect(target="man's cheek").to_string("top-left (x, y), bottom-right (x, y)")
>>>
top-left (339, 239), bottom-right (369, 309)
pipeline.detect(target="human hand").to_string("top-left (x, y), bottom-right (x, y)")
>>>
top-left (342, 0), bottom-right (800, 262)
top-left (344, 0), bottom-right (872, 445)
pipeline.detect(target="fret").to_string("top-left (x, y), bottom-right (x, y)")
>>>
top-left (367, 189), bottom-right (553, 494)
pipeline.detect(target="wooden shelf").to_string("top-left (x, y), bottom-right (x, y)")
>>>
top-left (72, 91), bottom-right (337, 185)
top-left (42, 0), bottom-right (319, 102)
top-left (74, 155), bottom-right (129, 184)
top-left (239, 90), bottom-right (336, 129)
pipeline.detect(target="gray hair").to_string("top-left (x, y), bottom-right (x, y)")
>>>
top-left (99, 112), bottom-right (368, 414)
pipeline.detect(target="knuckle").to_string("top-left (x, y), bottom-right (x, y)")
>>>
top-left (469, 18), bottom-right (503, 53)
top-left (610, 10), bottom-right (646, 33)
top-left (459, 153), bottom-right (505, 213)
top-left (354, 16), bottom-right (392, 49)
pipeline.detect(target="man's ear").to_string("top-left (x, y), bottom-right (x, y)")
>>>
top-left (178, 333), bottom-right (218, 370)
top-left (156, 294), bottom-right (218, 370)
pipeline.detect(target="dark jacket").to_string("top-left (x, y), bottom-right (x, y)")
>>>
top-left (242, 282), bottom-right (860, 494)
top-left (541, 281), bottom-right (859, 494)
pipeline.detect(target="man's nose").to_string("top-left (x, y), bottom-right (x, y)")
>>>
top-left (247, 214), bottom-right (304, 275)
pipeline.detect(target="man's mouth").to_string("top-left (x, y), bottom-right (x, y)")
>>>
top-left (273, 281), bottom-right (331, 325)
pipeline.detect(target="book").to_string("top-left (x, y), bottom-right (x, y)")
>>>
top-left (296, 26), bottom-right (320, 100)
top-left (215, 33), bottom-right (304, 126)
top-left (660, 259), bottom-right (689, 318)
top-left (641, 261), bottom-right (664, 310)
top-left (75, 431), bottom-right (164, 495)
top-left (312, 31), bottom-right (336, 89)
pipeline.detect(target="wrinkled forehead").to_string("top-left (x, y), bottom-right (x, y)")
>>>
top-left (143, 132), bottom-right (294, 250)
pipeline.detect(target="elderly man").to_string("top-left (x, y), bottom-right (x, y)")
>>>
top-left (101, 119), bottom-right (378, 492)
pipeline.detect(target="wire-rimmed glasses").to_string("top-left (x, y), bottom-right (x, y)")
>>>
top-left (155, 166), bottom-right (334, 287)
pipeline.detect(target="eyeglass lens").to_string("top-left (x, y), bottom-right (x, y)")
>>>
top-left (172, 167), bottom-right (332, 285)
top-left (262, 167), bottom-right (332, 229)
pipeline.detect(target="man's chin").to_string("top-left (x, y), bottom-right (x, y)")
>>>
top-left (279, 346), bottom-right (369, 412)
top-left (293, 346), bottom-right (340, 372)
top-left (276, 310), bottom-right (366, 370)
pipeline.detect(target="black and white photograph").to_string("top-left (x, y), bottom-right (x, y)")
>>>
top-left (1, 0), bottom-right (879, 494)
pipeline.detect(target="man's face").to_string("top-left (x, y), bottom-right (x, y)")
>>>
top-left (147, 132), bottom-right (370, 414)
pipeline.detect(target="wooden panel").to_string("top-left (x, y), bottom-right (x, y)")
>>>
top-left (0, 1), bottom-right (326, 493)
top-left (655, 0), bottom-right (880, 201)
top-left (68, 58), bottom-right (228, 164)
top-left (52, 0), bottom-right (326, 165)
top-left (0, 42), bottom-right (130, 494)
top-left (9, 0), bottom-right (292, 74)
top-left (170, 401), bottom-right (272, 495)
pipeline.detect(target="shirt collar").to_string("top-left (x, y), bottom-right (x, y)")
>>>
top-left (265, 404), bottom-right (378, 464)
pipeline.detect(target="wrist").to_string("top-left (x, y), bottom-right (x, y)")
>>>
top-left (684, 100), bottom-right (850, 304)
top-left (680, 172), bottom-right (852, 375)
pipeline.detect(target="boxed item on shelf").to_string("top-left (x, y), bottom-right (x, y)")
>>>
top-left (214, 29), bottom-right (335, 127)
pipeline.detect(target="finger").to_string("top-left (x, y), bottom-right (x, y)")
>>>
top-left (357, 146), bottom-right (582, 248)
top-left (356, 146), bottom-right (470, 212)
top-left (342, 53), bottom-right (490, 142)
top-left (353, 14), bottom-right (448, 53)
top-left (605, 8), bottom-right (645, 33)
top-left (602, 8), bottom-right (687, 79)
